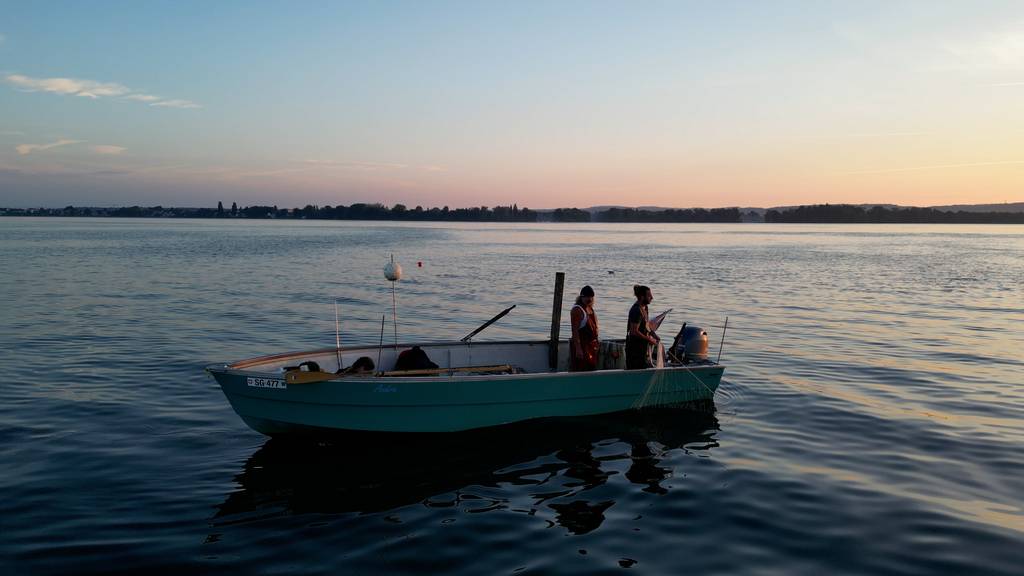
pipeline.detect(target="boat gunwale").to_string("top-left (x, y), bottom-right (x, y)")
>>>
top-left (206, 360), bottom-right (725, 385)
top-left (225, 339), bottom-right (556, 369)
top-left (211, 339), bottom-right (724, 385)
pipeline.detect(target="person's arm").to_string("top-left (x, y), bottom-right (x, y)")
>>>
top-left (628, 319), bottom-right (658, 344)
top-left (644, 308), bottom-right (661, 342)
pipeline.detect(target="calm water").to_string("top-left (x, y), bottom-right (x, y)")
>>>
top-left (1, 218), bottom-right (1022, 575)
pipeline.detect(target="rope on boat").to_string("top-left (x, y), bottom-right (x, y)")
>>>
top-left (631, 351), bottom-right (720, 410)
top-left (632, 313), bottom-right (731, 408)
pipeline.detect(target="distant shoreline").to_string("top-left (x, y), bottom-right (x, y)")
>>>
top-left (2, 203), bottom-right (1023, 224)
top-left (0, 203), bottom-right (741, 223)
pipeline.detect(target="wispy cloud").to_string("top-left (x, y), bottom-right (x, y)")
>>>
top-left (149, 99), bottom-right (201, 109)
top-left (301, 159), bottom-right (409, 170)
top-left (845, 160), bottom-right (1024, 175)
top-left (16, 139), bottom-right (82, 155)
top-left (227, 167), bottom-right (307, 178)
top-left (0, 162), bottom-right (133, 177)
top-left (7, 74), bottom-right (129, 98)
top-left (0, 33), bottom-right (6, 45)
top-left (942, 30), bottom-right (1024, 71)
top-left (123, 94), bottom-right (161, 102)
top-left (5, 73), bottom-right (201, 109)
top-left (92, 145), bottom-right (126, 155)
top-left (988, 81), bottom-right (1024, 87)
top-left (846, 131), bottom-right (930, 138)
top-left (1, 130), bottom-right (25, 136)
top-left (299, 159), bottom-right (446, 172)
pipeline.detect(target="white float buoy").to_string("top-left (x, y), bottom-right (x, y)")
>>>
top-left (384, 255), bottom-right (402, 347)
top-left (384, 255), bottom-right (403, 281)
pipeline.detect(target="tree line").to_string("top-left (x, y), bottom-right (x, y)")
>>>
top-left (11, 203), bottom-right (1019, 223)
top-left (226, 202), bottom-right (541, 221)
top-left (597, 207), bottom-right (741, 223)
top-left (765, 204), bottom-right (1024, 224)
top-left (2, 203), bottom-right (744, 222)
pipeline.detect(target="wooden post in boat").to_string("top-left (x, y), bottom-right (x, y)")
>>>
top-left (549, 272), bottom-right (565, 370)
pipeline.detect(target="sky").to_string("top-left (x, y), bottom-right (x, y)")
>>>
top-left (1, 0), bottom-right (1023, 209)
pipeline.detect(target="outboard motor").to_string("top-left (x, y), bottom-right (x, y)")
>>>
top-left (670, 324), bottom-right (709, 364)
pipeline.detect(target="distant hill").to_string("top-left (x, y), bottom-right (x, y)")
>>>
top-left (927, 202), bottom-right (1024, 213)
top-left (741, 203), bottom-right (1021, 222)
top-left (537, 205), bottom-right (679, 214)
top-left (534, 203), bottom-right (1023, 223)
top-left (764, 204), bottom-right (1024, 224)
top-left (581, 202), bottom-right (1023, 214)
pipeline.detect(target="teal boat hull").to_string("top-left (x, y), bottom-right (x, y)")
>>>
top-left (206, 363), bottom-right (724, 435)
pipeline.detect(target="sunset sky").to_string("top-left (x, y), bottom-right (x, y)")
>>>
top-left (2, 1), bottom-right (1023, 209)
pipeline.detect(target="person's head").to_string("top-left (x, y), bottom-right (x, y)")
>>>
top-left (633, 284), bottom-right (653, 305)
top-left (575, 285), bottom-right (595, 306)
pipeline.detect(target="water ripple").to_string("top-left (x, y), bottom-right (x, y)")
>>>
top-left (1, 219), bottom-right (1023, 575)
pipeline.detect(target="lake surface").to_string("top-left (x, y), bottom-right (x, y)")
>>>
top-left (1, 218), bottom-right (1022, 575)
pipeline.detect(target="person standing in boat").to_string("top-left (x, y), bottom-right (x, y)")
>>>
top-left (626, 284), bottom-right (659, 369)
top-left (570, 285), bottom-right (600, 372)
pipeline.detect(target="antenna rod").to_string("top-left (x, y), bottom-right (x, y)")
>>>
top-left (716, 316), bottom-right (729, 363)
top-left (334, 299), bottom-right (343, 370)
top-left (377, 314), bottom-right (385, 372)
top-left (461, 305), bottom-right (516, 342)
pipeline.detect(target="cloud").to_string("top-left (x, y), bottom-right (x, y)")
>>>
top-left (92, 145), bottom-right (126, 155)
top-left (16, 139), bottom-right (82, 155)
top-left (942, 30), bottom-right (1024, 71)
top-left (5, 73), bottom-right (200, 109)
top-left (227, 167), bottom-right (306, 178)
top-left (0, 33), bottom-right (5, 45)
top-left (7, 74), bottom-right (130, 98)
top-left (988, 81), bottom-right (1024, 87)
top-left (845, 160), bottom-right (1024, 175)
top-left (846, 131), bottom-right (929, 138)
top-left (149, 99), bottom-right (201, 109)
top-left (301, 159), bottom-right (409, 170)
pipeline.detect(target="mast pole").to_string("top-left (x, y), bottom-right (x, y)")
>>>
top-left (548, 272), bottom-right (565, 370)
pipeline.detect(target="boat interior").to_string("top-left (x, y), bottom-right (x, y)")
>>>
top-left (228, 339), bottom-right (665, 376)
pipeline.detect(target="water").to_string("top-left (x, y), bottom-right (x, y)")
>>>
top-left (1, 218), bottom-right (1022, 575)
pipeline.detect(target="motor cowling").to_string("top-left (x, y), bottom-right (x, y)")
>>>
top-left (671, 325), bottom-right (709, 363)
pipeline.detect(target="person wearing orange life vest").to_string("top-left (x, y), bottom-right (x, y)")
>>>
top-left (569, 285), bottom-right (600, 372)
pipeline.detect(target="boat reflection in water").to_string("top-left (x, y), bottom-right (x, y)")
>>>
top-left (212, 404), bottom-right (720, 537)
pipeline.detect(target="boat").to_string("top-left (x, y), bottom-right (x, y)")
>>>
top-left (207, 267), bottom-right (725, 436)
top-left (205, 337), bottom-right (726, 436)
